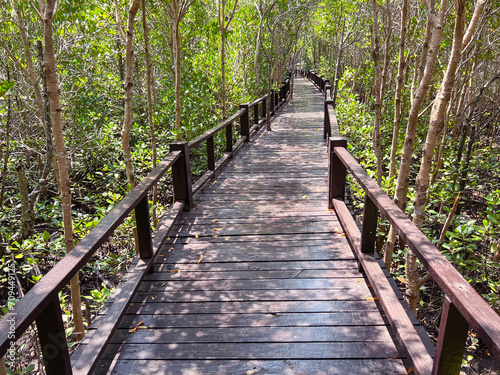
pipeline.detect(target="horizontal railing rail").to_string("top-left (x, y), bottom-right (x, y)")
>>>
top-left (0, 75), bottom-right (292, 375)
top-left (315, 69), bottom-right (500, 375)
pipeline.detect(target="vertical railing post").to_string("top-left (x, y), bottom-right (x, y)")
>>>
top-left (432, 296), bottom-right (469, 375)
top-left (274, 91), bottom-right (279, 109)
top-left (225, 122), bottom-right (233, 153)
top-left (253, 103), bottom-right (259, 125)
top-left (239, 103), bottom-right (250, 141)
top-left (361, 195), bottom-right (379, 254)
top-left (135, 195), bottom-right (153, 260)
top-left (325, 82), bottom-right (331, 100)
top-left (270, 89), bottom-right (275, 116)
top-left (170, 141), bottom-right (193, 210)
top-left (320, 76), bottom-right (325, 92)
top-left (328, 137), bottom-right (347, 210)
top-left (36, 296), bottom-right (72, 375)
top-left (262, 96), bottom-right (267, 119)
top-left (324, 99), bottom-right (333, 139)
top-left (207, 135), bottom-right (215, 170)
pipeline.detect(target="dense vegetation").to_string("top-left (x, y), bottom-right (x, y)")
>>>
top-left (1, 0), bottom-right (499, 373)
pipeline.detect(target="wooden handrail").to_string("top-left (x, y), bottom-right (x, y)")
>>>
top-left (0, 76), bottom-right (292, 374)
top-left (329, 141), bottom-right (500, 374)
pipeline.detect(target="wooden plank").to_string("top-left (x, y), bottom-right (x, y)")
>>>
top-left (93, 359), bottom-right (408, 375)
top-left (130, 287), bottom-right (372, 303)
top-left (331, 198), bottom-right (433, 375)
top-left (106, 325), bottom-right (394, 344)
top-left (99, 342), bottom-right (399, 360)
top-left (153, 260), bottom-right (358, 271)
top-left (107, 299), bottom-right (378, 315)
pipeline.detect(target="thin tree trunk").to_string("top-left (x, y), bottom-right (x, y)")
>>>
top-left (142, 0), bottom-right (157, 226)
top-left (371, 0), bottom-right (383, 186)
top-left (408, 0), bottom-right (467, 312)
top-left (0, 69), bottom-right (11, 208)
top-left (384, 0), bottom-right (447, 273)
top-left (40, 0), bottom-right (85, 340)
top-left (122, 0), bottom-right (141, 189)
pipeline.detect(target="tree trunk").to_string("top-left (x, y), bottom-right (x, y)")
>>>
top-left (122, 0), bottom-right (141, 189)
top-left (142, 0), bottom-right (157, 226)
top-left (384, 0), bottom-right (447, 274)
top-left (408, 0), bottom-right (467, 312)
top-left (41, 0), bottom-right (85, 340)
top-left (371, 0), bottom-right (383, 186)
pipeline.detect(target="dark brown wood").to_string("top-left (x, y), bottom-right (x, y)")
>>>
top-left (225, 121), bottom-right (233, 152)
top-left (0, 151), bottom-right (181, 358)
top-left (361, 195), bottom-right (378, 254)
top-left (35, 296), bottom-right (72, 375)
top-left (331, 198), bottom-right (434, 375)
top-left (261, 94), bottom-right (267, 118)
top-left (135, 196), bottom-right (153, 260)
top-left (239, 103), bottom-right (249, 141)
top-left (187, 109), bottom-right (245, 149)
top-left (432, 296), bottom-right (469, 375)
top-left (328, 137), bottom-right (348, 209)
top-left (207, 135), bottom-right (215, 170)
top-left (71, 201), bottom-right (185, 375)
top-left (334, 146), bottom-right (500, 359)
top-left (253, 102), bottom-right (259, 124)
top-left (270, 89), bottom-right (275, 115)
top-left (324, 99), bottom-right (333, 139)
top-left (170, 141), bottom-right (193, 210)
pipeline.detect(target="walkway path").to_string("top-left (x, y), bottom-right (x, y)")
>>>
top-left (93, 79), bottom-right (409, 374)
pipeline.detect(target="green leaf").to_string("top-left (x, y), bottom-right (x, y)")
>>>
top-left (43, 231), bottom-right (50, 242)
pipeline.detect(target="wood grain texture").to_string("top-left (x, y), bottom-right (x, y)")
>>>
top-left (80, 79), bottom-right (412, 374)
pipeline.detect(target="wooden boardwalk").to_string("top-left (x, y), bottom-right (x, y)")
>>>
top-left (90, 79), bottom-right (411, 374)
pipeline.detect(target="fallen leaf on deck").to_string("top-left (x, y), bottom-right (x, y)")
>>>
top-left (198, 253), bottom-right (203, 263)
top-left (137, 326), bottom-right (148, 330)
top-left (407, 367), bottom-right (413, 374)
top-left (195, 233), bottom-right (199, 238)
top-left (214, 228), bottom-right (223, 231)
top-left (212, 219), bottom-right (218, 222)
top-left (366, 297), bottom-right (379, 301)
top-left (170, 270), bottom-right (180, 273)
top-left (160, 283), bottom-right (166, 286)
top-left (302, 195), bottom-right (307, 199)
top-left (129, 321), bottom-right (144, 333)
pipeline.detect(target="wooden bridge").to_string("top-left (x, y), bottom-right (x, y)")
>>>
top-left (1, 74), bottom-right (500, 375)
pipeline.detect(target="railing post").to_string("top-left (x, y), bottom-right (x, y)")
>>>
top-left (328, 137), bottom-right (347, 209)
top-left (320, 76), bottom-right (325, 92)
top-left (432, 296), bottom-right (469, 375)
top-left (225, 122), bottom-right (233, 153)
top-left (207, 135), bottom-right (215, 170)
top-left (361, 195), bottom-right (379, 254)
top-left (239, 103), bottom-right (250, 141)
top-left (274, 91), bottom-right (279, 109)
top-left (262, 96), bottom-right (267, 119)
top-left (253, 103), bottom-right (259, 125)
top-left (36, 296), bottom-right (72, 375)
top-left (170, 141), bottom-right (193, 210)
top-left (270, 89), bottom-right (275, 116)
top-left (324, 99), bottom-right (333, 139)
top-left (135, 195), bottom-right (153, 260)
top-left (325, 82), bottom-right (331, 100)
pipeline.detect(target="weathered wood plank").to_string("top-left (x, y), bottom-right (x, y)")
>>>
top-left (93, 359), bottom-right (408, 375)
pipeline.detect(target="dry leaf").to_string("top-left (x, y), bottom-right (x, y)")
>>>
top-left (160, 283), bottom-right (166, 287)
top-left (129, 321), bottom-right (144, 333)
top-left (302, 195), bottom-right (307, 199)
top-left (170, 270), bottom-right (180, 273)
top-left (366, 297), bottom-right (379, 301)
top-left (214, 228), bottom-right (223, 231)
top-left (136, 326), bottom-right (148, 330)
top-left (397, 277), bottom-right (407, 284)
top-left (340, 233), bottom-right (346, 237)
top-left (407, 367), bottom-right (413, 374)
top-left (195, 233), bottom-right (199, 238)
top-left (198, 253), bottom-right (203, 263)
top-left (167, 237), bottom-right (170, 241)
top-left (212, 219), bottom-right (218, 222)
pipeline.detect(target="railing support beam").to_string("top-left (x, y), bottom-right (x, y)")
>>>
top-left (170, 141), bottom-right (193, 210)
top-left (432, 296), bottom-right (469, 375)
top-left (328, 137), bottom-right (348, 209)
top-left (239, 104), bottom-right (250, 141)
top-left (36, 296), bottom-right (72, 375)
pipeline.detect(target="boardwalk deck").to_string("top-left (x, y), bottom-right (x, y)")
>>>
top-left (79, 79), bottom-right (413, 374)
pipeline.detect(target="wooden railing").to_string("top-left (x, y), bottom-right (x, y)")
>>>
top-left (0, 77), bottom-right (291, 375)
top-left (308, 71), bottom-right (500, 375)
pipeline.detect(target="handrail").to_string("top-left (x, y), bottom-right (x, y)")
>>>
top-left (322, 73), bottom-right (500, 374)
top-left (0, 75), bottom-right (292, 375)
